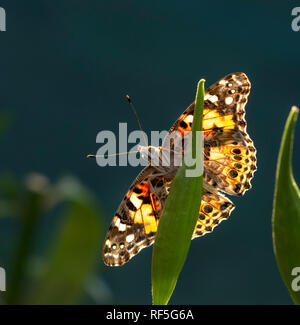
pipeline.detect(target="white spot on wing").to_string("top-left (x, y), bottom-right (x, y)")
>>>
top-left (130, 195), bottom-right (142, 209)
top-left (225, 97), bottom-right (233, 105)
top-left (184, 115), bottom-right (193, 123)
top-left (126, 234), bottom-right (135, 243)
top-left (209, 95), bottom-right (218, 103)
top-left (119, 223), bottom-right (126, 232)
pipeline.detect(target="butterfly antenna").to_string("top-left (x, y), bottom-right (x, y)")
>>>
top-left (87, 151), bottom-right (139, 159)
top-left (126, 95), bottom-right (148, 146)
top-left (87, 95), bottom-right (148, 160)
top-left (126, 95), bottom-right (144, 133)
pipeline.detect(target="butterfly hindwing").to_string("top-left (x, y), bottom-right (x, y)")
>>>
top-left (193, 188), bottom-right (235, 238)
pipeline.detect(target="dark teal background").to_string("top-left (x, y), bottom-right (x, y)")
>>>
top-left (1, 0), bottom-right (300, 304)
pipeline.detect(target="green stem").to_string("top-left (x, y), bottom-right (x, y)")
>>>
top-left (151, 80), bottom-right (205, 305)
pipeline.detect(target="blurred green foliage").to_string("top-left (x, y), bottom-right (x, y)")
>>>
top-left (273, 106), bottom-right (300, 305)
top-left (0, 114), bottom-right (108, 305)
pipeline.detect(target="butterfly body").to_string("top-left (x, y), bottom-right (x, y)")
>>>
top-left (102, 72), bottom-right (256, 266)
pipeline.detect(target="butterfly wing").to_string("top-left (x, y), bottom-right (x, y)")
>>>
top-left (168, 72), bottom-right (256, 196)
top-left (103, 166), bottom-right (169, 266)
top-left (193, 188), bottom-right (234, 238)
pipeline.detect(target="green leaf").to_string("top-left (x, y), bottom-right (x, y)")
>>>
top-left (5, 180), bottom-right (47, 305)
top-left (151, 79), bottom-right (205, 305)
top-left (272, 106), bottom-right (300, 305)
top-left (28, 198), bottom-right (103, 305)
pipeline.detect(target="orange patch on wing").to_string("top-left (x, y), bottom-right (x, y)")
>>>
top-left (136, 183), bottom-right (150, 196)
top-left (128, 182), bottom-right (158, 234)
top-left (141, 204), bottom-right (157, 234)
top-left (130, 202), bottom-right (157, 234)
top-left (203, 109), bottom-right (235, 131)
top-left (133, 209), bottom-right (143, 223)
top-left (178, 114), bottom-right (193, 135)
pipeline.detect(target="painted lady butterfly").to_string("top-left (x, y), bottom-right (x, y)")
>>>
top-left (103, 72), bottom-right (256, 266)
